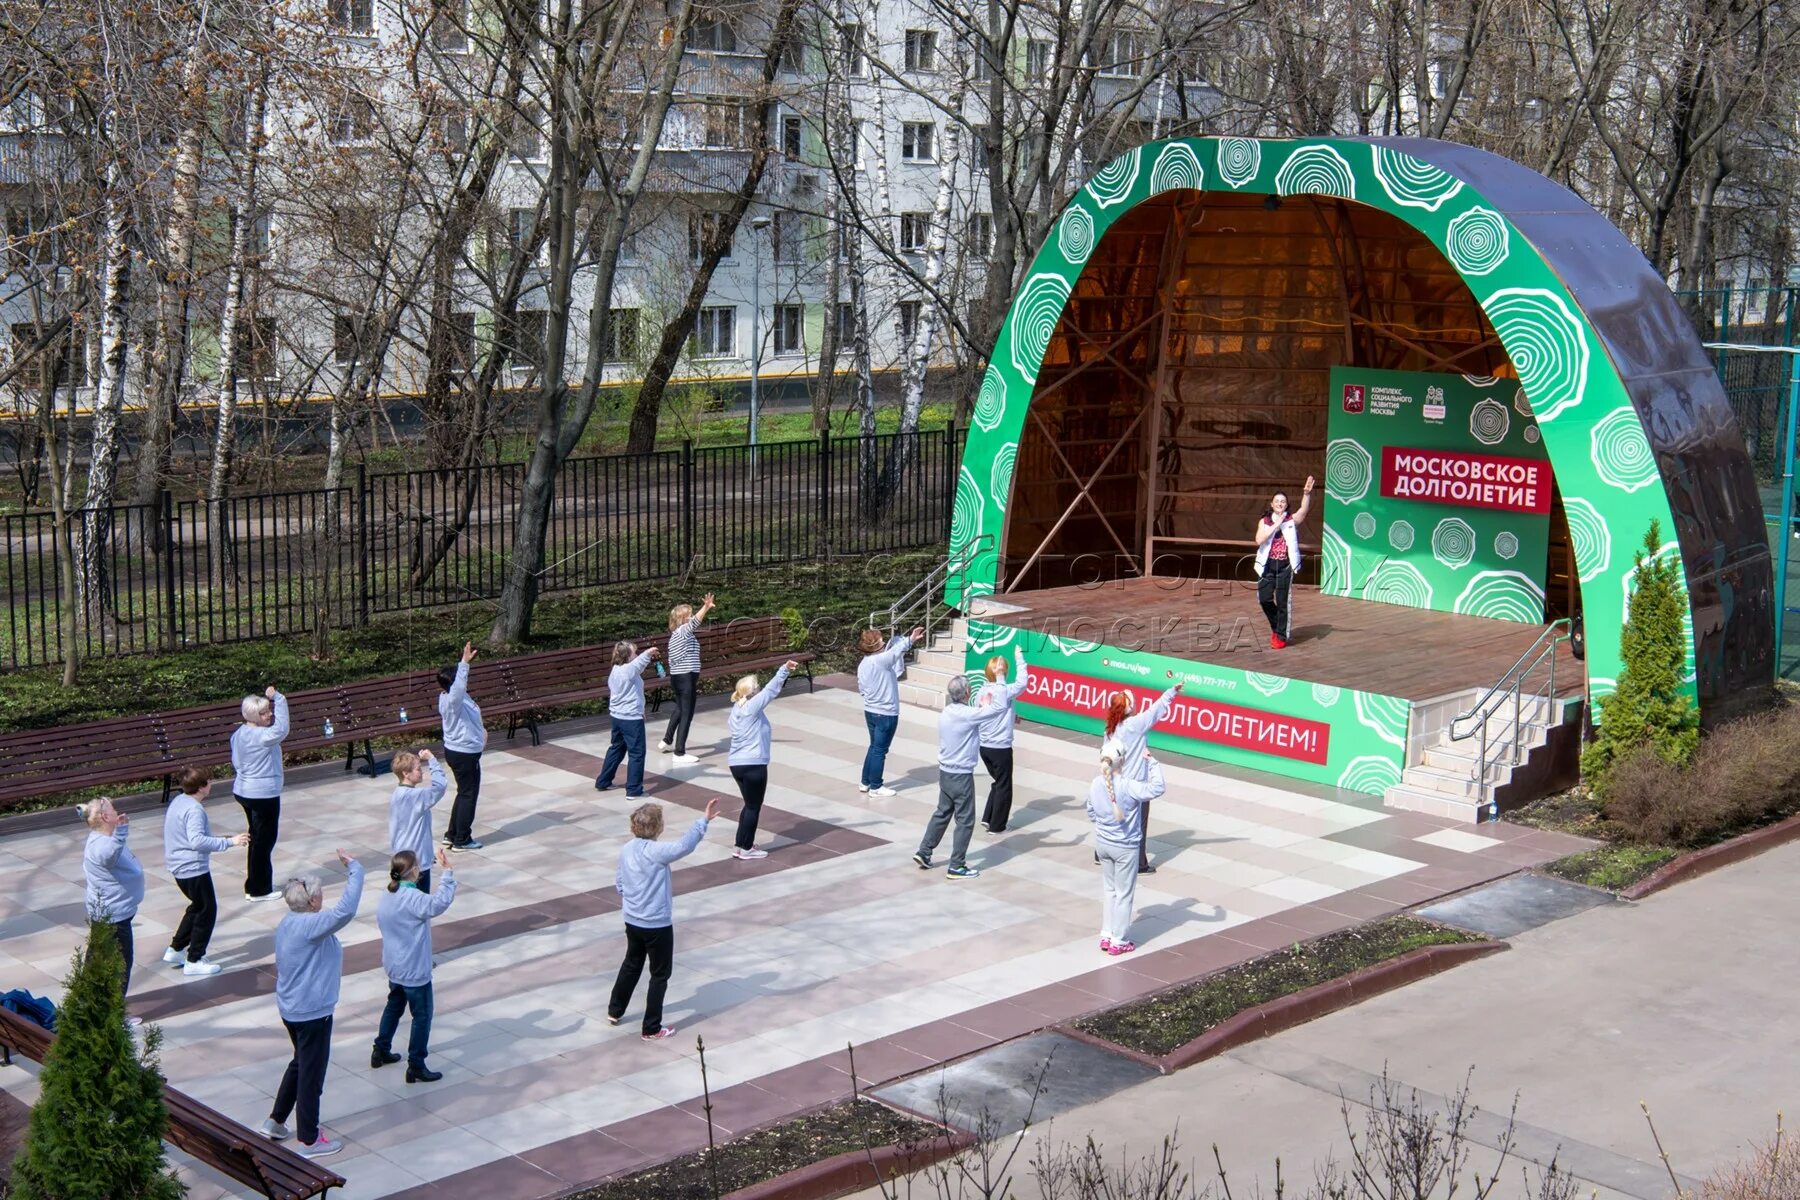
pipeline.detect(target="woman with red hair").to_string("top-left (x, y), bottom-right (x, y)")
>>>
top-left (1099, 682), bottom-right (1180, 873)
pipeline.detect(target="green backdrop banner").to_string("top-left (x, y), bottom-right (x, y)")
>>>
top-left (1323, 367), bottom-right (1550, 622)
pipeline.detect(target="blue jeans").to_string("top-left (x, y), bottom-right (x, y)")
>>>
top-left (862, 712), bottom-right (899, 788)
top-left (597, 718), bottom-right (647, 795)
top-left (374, 982), bottom-right (434, 1068)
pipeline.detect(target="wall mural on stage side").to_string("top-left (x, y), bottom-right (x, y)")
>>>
top-left (1324, 367), bottom-right (1552, 623)
top-left (948, 136), bottom-right (1705, 721)
top-left (961, 618), bottom-right (1408, 795)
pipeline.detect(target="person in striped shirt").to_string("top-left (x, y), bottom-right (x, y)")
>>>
top-left (658, 593), bottom-right (716, 765)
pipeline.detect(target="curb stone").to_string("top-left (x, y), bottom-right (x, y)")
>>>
top-left (1618, 809), bottom-right (1800, 900)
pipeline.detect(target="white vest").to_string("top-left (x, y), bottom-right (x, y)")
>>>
top-left (1253, 518), bottom-right (1301, 576)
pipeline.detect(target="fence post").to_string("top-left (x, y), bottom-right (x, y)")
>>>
top-left (160, 490), bottom-right (178, 651)
top-left (681, 439), bottom-right (695, 572)
top-left (942, 422), bottom-right (957, 544)
top-left (355, 463), bottom-right (370, 627)
top-left (817, 429), bottom-right (831, 558)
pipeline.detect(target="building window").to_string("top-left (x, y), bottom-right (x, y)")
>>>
top-left (897, 300), bottom-right (921, 344)
top-left (836, 302), bottom-right (855, 345)
top-left (511, 107), bottom-right (543, 160)
top-left (688, 211), bottom-right (733, 261)
top-left (777, 29), bottom-right (805, 72)
top-left (333, 314), bottom-right (369, 365)
top-left (901, 122), bottom-right (934, 161)
top-left (899, 212), bottom-right (930, 253)
top-left (237, 316), bottom-right (280, 381)
top-left (1026, 39), bottom-right (1051, 78)
top-left (781, 114), bottom-right (803, 159)
top-left (328, 93), bottom-right (376, 145)
top-left (244, 209), bottom-right (272, 259)
top-left (502, 309), bottom-right (547, 371)
top-left (699, 98), bottom-right (748, 148)
top-left (971, 36), bottom-right (996, 81)
top-left (772, 304), bottom-right (804, 355)
top-left (970, 125), bottom-right (991, 171)
top-left (603, 308), bottom-right (639, 362)
top-left (8, 323), bottom-right (87, 389)
top-left (693, 306), bottom-right (734, 357)
top-left (903, 29), bottom-right (937, 71)
top-left (6, 208), bottom-right (59, 270)
top-left (430, 0), bottom-right (469, 51)
top-left (969, 213), bottom-right (993, 257)
top-left (687, 12), bottom-right (737, 52)
top-left (1099, 29), bottom-right (1147, 77)
top-left (507, 208), bottom-right (537, 260)
top-left (847, 118), bottom-right (865, 170)
top-left (839, 23), bottom-right (866, 76)
top-left (443, 113), bottom-right (469, 154)
top-left (771, 212), bottom-right (803, 264)
top-left (328, 0), bottom-right (374, 34)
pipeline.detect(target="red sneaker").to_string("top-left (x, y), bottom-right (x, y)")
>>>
top-left (1271, 634), bottom-right (1287, 649)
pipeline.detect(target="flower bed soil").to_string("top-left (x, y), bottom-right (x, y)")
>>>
top-left (567, 1099), bottom-right (948, 1200)
top-left (1075, 916), bottom-right (1486, 1059)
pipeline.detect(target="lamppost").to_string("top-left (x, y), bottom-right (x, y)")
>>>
top-left (748, 214), bottom-right (771, 476)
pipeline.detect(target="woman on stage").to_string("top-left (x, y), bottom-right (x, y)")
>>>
top-left (1100, 682), bottom-right (1180, 873)
top-left (1252, 476), bottom-right (1314, 649)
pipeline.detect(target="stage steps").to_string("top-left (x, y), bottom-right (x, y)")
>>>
top-left (1385, 693), bottom-right (1582, 823)
top-left (898, 618), bottom-right (969, 711)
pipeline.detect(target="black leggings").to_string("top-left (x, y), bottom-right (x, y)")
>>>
top-left (729, 764), bottom-right (767, 850)
top-left (235, 795), bottom-right (280, 898)
top-left (663, 672), bottom-right (699, 753)
top-left (170, 873), bottom-right (219, 962)
top-left (1258, 559), bottom-right (1293, 638)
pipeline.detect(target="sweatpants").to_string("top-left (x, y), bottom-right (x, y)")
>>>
top-left (918, 770), bottom-right (977, 869)
top-left (609, 923), bottom-right (675, 1036)
top-left (271, 1014), bottom-right (333, 1146)
top-left (662, 672), bottom-right (699, 754)
top-left (1258, 558), bottom-right (1293, 639)
top-left (442, 748), bottom-right (482, 846)
top-left (729, 764), bottom-right (768, 850)
top-left (170, 873), bottom-right (219, 962)
top-left (978, 746), bottom-right (1014, 831)
top-left (1096, 840), bottom-right (1139, 942)
top-left (235, 795), bottom-right (280, 898)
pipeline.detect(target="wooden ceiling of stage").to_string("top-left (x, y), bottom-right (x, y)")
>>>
top-left (1002, 193), bottom-right (1551, 596)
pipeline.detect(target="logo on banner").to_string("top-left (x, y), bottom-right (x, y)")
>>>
top-left (1341, 384), bottom-right (1365, 414)
top-left (1022, 664), bottom-right (1330, 764)
top-left (1380, 446), bottom-right (1551, 514)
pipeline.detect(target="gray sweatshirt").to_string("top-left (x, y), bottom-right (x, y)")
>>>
top-left (937, 701), bottom-right (1014, 773)
top-left (230, 692), bottom-right (290, 800)
top-left (163, 793), bottom-right (234, 881)
top-left (616, 818), bottom-right (708, 927)
top-left (1086, 762), bottom-right (1167, 848)
top-left (274, 860), bottom-right (364, 1023)
top-left (727, 665), bottom-right (791, 766)
top-left (377, 874), bottom-right (457, 988)
top-left (857, 636), bottom-right (912, 716)
top-left (389, 758), bottom-right (449, 863)
top-left (83, 825), bottom-right (145, 923)
top-left (1100, 685), bottom-right (1178, 781)
top-left (438, 662), bottom-right (487, 754)
top-left (607, 651), bottom-right (656, 721)
top-left (975, 649), bottom-right (1031, 750)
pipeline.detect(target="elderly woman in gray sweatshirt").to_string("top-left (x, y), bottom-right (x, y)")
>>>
top-left (388, 749), bottom-right (449, 893)
top-left (80, 797), bottom-right (144, 1001)
top-left (726, 660), bottom-right (799, 861)
top-left (595, 640), bottom-right (662, 799)
top-left (261, 850), bottom-right (363, 1160)
top-left (373, 847), bottom-right (457, 1083)
top-left (161, 766), bottom-right (249, 977)
top-left (856, 625), bottom-right (924, 797)
top-left (1087, 754), bottom-right (1167, 956)
top-left (231, 686), bottom-right (290, 901)
top-left (912, 675), bottom-right (1016, 879)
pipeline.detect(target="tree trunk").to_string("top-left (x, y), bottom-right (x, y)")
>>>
top-left (812, 189), bottom-right (843, 431)
top-left (79, 173), bottom-right (133, 631)
top-left (622, 0), bottom-right (803, 454)
top-left (209, 71), bottom-right (267, 506)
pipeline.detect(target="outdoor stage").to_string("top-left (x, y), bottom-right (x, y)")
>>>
top-left (962, 577), bottom-right (1584, 800)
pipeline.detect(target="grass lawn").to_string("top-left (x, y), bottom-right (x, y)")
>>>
top-left (1076, 916), bottom-right (1486, 1059)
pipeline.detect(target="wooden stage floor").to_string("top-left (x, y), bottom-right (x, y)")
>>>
top-left (977, 577), bottom-right (1584, 703)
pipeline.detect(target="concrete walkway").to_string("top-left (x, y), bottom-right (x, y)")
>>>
top-left (853, 839), bottom-right (1800, 1200)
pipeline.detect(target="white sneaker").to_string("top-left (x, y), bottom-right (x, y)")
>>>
top-left (125, 1016), bottom-right (143, 1029)
top-left (245, 892), bottom-right (274, 903)
top-left (657, 741), bottom-right (673, 753)
top-left (297, 1132), bottom-right (343, 1159)
top-left (259, 1117), bottom-right (290, 1141)
top-left (183, 959), bottom-right (222, 977)
top-left (670, 754), bottom-right (700, 766)
top-left (858, 783), bottom-right (869, 793)
top-left (869, 786), bottom-right (898, 798)
top-left (732, 846), bottom-right (768, 860)
top-left (161, 947), bottom-right (184, 966)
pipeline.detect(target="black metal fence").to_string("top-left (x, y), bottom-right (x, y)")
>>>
top-left (0, 427), bottom-right (965, 671)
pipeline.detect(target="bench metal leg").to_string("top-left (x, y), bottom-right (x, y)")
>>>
top-left (161, 774), bottom-right (175, 804)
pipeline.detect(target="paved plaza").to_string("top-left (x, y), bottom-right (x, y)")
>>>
top-left (0, 677), bottom-right (1588, 1198)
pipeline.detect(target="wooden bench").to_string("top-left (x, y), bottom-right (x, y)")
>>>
top-left (0, 1007), bottom-right (343, 1199)
top-left (0, 616), bottom-right (813, 810)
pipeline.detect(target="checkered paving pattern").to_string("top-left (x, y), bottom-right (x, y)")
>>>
top-left (0, 677), bottom-right (1590, 1198)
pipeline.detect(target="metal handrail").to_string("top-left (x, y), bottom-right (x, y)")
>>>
top-left (869, 534), bottom-right (994, 652)
top-left (1447, 617), bottom-right (1572, 816)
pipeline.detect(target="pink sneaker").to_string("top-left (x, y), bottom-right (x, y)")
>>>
top-left (642, 1026), bottom-right (676, 1041)
top-left (1107, 940), bottom-right (1137, 956)
top-left (1099, 937), bottom-right (1113, 953)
